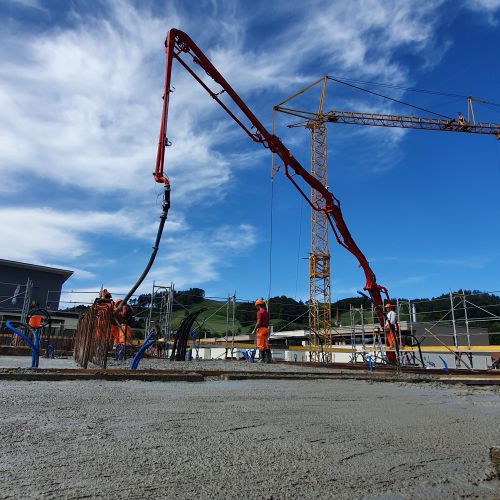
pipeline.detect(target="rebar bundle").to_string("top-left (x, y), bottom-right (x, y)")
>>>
top-left (74, 299), bottom-right (114, 368)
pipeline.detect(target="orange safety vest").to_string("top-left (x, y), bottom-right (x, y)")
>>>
top-left (28, 315), bottom-right (43, 329)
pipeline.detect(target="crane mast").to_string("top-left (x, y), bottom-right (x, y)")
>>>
top-left (307, 78), bottom-right (332, 359)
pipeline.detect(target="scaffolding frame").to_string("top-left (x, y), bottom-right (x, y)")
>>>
top-left (341, 290), bottom-right (500, 369)
top-left (143, 282), bottom-right (175, 358)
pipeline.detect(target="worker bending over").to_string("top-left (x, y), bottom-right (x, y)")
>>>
top-left (113, 299), bottom-right (133, 347)
top-left (384, 302), bottom-right (399, 364)
top-left (253, 299), bottom-right (272, 363)
top-left (96, 290), bottom-right (133, 348)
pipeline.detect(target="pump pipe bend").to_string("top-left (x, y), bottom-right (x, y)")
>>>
top-left (6, 321), bottom-right (40, 368)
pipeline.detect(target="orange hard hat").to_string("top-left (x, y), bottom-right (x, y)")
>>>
top-left (255, 298), bottom-right (265, 306)
top-left (384, 302), bottom-right (393, 309)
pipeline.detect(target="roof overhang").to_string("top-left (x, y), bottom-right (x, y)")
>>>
top-left (0, 259), bottom-right (74, 281)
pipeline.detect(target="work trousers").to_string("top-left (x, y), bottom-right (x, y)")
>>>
top-left (256, 327), bottom-right (269, 351)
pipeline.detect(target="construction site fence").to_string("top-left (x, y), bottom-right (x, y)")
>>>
top-left (47, 288), bottom-right (500, 362)
top-left (0, 331), bottom-right (76, 353)
top-left (53, 289), bottom-right (500, 329)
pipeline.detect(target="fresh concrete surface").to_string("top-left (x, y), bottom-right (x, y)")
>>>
top-left (0, 355), bottom-right (78, 369)
top-left (0, 378), bottom-right (499, 499)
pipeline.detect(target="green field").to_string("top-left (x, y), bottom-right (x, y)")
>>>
top-left (170, 299), bottom-right (245, 337)
top-left (168, 299), bottom-right (301, 337)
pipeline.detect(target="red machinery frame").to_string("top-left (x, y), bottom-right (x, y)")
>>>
top-left (154, 29), bottom-right (390, 327)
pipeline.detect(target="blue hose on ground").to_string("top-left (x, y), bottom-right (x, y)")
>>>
top-left (438, 356), bottom-right (449, 373)
top-left (130, 330), bottom-right (157, 370)
top-left (6, 321), bottom-right (40, 368)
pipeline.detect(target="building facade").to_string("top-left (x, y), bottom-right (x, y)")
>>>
top-left (0, 259), bottom-right (73, 311)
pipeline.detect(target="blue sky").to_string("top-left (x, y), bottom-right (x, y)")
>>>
top-left (1, 0), bottom-right (500, 307)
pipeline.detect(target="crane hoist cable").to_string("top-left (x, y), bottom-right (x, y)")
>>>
top-left (327, 75), bottom-right (469, 99)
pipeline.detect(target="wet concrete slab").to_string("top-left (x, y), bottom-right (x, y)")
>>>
top-left (0, 376), bottom-right (498, 498)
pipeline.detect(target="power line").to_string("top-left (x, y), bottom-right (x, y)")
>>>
top-left (328, 75), bottom-right (500, 119)
top-left (328, 74), bottom-right (469, 99)
top-left (327, 76), bottom-right (452, 119)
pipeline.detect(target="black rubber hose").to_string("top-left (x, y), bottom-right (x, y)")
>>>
top-left (404, 334), bottom-right (425, 367)
top-left (171, 308), bottom-right (207, 361)
top-left (122, 184), bottom-right (170, 305)
top-left (26, 308), bottom-right (52, 329)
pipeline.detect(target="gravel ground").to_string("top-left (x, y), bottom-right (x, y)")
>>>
top-left (1, 377), bottom-right (499, 499)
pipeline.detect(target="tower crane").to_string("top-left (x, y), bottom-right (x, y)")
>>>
top-left (273, 76), bottom-right (500, 358)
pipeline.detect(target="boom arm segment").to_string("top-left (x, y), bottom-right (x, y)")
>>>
top-left (155, 29), bottom-right (389, 326)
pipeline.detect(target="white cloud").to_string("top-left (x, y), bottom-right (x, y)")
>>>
top-left (59, 287), bottom-right (103, 307)
top-left (0, 0), bottom-right (451, 201)
top-left (0, 1), bottom-right (238, 204)
top-left (0, 206), bottom-right (185, 263)
top-left (467, 0), bottom-right (500, 10)
top-left (465, 0), bottom-right (500, 23)
top-left (4, 0), bottom-right (45, 9)
top-left (150, 223), bottom-right (258, 288)
top-left (0, 0), bottom-right (472, 292)
top-left (0, 202), bottom-right (257, 296)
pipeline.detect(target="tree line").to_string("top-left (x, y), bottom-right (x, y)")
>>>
top-left (62, 288), bottom-right (500, 342)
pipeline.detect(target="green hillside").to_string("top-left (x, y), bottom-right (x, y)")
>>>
top-left (170, 299), bottom-right (244, 337)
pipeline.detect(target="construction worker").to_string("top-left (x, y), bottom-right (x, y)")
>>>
top-left (113, 299), bottom-right (133, 347)
top-left (99, 289), bottom-right (112, 300)
top-left (252, 298), bottom-right (272, 363)
top-left (384, 303), bottom-right (398, 364)
top-left (27, 301), bottom-right (43, 330)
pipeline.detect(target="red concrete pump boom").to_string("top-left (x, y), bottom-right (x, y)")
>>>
top-left (154, 28), bottom-right (390, 327)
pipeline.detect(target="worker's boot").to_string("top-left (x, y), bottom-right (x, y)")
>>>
top-left (265, 349), bottom-right (273, 363)
top-left (259, 350), bottom-right (266, 363)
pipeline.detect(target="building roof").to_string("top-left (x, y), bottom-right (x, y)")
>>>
top-left (0, 259), bottom-right (73, 280)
